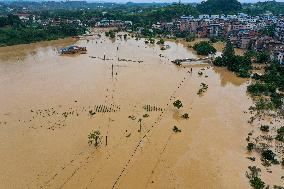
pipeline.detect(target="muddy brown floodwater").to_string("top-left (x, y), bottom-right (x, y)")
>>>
top-left (0, 34), bottom-right (254, 189)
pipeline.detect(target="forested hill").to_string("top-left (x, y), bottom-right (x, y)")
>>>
top-left (197, 0), bottom-right (242, 14)
top-left (242, 1), bottom-right (284, 16)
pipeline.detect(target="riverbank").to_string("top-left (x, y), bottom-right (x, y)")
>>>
top-left (0, 37), bottom-right (77, 61)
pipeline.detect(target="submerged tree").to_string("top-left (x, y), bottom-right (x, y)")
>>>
top-left (193, 41), bottom-right (216, 56)
top-left (222, 41), bottom-right (235, 65)
top-left (173, 126), bottom-right (181, 133)
top-left (88, 130), bottom-right (102, 147)
top-left (173, 100), bottom-right (183, 109)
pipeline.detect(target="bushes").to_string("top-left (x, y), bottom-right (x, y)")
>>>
top-left (247, 142), bottom-right (255, 151)
top-left (261, 149), bottom-right (276, 161)
top-left (247, 60), bottom-right (284, 110)
top-left (173, 126), bottom-right (181, 133)
top-left (88, 130), bottom-right (102, 147)
top-left (197, 83), bottom-right (208, 95)
top-left (260, 125), bottom-right (269, 132)
top-left (256, 51), bottom-right (270, 64)
top-left (247, 82), bottom-right (277, 96)
top-left (193, 41), bottom-right (216, 55)
top-left (0, 24), bottom-right (86, 46)
top-left (185, 33), bottom-right (196, 42)
top-left (213, 41), bottom-right (252, 78)
top-left (173, 100), bottom-right (183, 109)
top-left (182, 113), bottom-right (189, 119)
top-left (249, 177), bottom-right (265, 189)
top-left (213, 56), bottom-right (225, 66)
top-left (105, 30), bottom-right (116, 38)
top-left (275, 127), bottom-right (284, 142)
top-left (246, 166), bottom-right (265, 189)
top-left (156, 38), bottom-right (165, 45)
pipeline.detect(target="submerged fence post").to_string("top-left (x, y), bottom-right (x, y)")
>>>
top-left (112, 64), bottom-right (114, 78)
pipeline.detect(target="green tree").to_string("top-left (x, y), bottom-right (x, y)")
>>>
top-left (88, 130), bottom-right (102, 147)
top-left (193, 41), bottom-right (216, 56)
top-left (173, 100), bottom-right (183, 109)
top-left (197, 0), bottom-right (242, 14)
top-left (222, 41), bottom-right (235, 65)
top-left (256, 51), bottom-right (270, 64)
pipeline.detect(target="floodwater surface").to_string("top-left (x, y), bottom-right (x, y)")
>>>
top-left (0, 34), bottom-right (253, 189)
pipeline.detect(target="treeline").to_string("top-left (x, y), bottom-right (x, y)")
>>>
top-left (213, 41), bottom-right (252, 78)
top-left (243, 1), bottom-right (284, 16)
top-left (0, 14), bottom-right (23, 27)
top-left (197, 0), bottom-right (242, 15)
top-left (248, 62), bottom-right (284, 110)
top-left (0, 24), bottom-right (86, 46)
top-left (213, 40), bottom-right (283, 109)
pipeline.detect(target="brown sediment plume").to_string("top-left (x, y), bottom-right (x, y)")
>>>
top-left (0, 33), bottom-right (263, 189)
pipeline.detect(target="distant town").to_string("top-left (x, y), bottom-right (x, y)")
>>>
top-left (1, 1), bottom-right (284, 189)
top-left (0, 1), bottom-right (283, 64)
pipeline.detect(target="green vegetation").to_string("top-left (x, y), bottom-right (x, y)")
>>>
top-left (0, 14), bottom-right (23, 28)
top-left (197, 83), bottom-right (208, 95)
top-left (156, 38), bottom-right (165, 45)
top-left (260, 125), bottom-right (269, 132)
top-left (243, 1), bottom-right (284, 15)
top-left (185, 34), bottom-right (196, 42)
top-left (260, 24), bottom-right (276, 38)
top-left (0, 14), bottom-right (86, 47)
top-left (256, 51), bottom-right (271, 64)
top-left (88, 130), bottom-right (102, 147)
top-left (193, 41), bottom-right (216, 56)
top-left (105, 30), bottom-right (116, 38)
top-left (249, 177), bottom-right (265, 189)
top-left (197, 0), bottom-right (242, 14)
top-left (261, 149), bottom-right (276, 161)
top-left (214, 41), bottom-right (252, 78)
top-left (246, 166), bottom-right (265, 189)
top-left (247, 143), bottom-right (254, 151)
top-left (0, 24), bottom-right (85, 46)
top-left (173, 126), bottom-right (181, 133)
top-left (247, 61), bottom-right (284, 110)
top-left (143, 114), bottom-right (149, 118)
top-left (182, 113), bottom-right (189, 119)
top-left (173, 100), bottom-right (183, 109)
top-left (247, 83), bottom-right (276, 96)
top-left (275, 127), bottom-right (284, 142)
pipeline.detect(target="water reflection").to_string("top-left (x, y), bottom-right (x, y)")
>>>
top-left (212, 66), bottom-right (247, 87)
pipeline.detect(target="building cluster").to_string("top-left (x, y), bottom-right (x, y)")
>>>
top-left (15, 13), bottom-right (133, 29)
top-left (15, 13), bottom-right (85, 27)
top-left (152, 13), bottom-right (284, 64)
top-left (94, 19), bottom-right (133, 28)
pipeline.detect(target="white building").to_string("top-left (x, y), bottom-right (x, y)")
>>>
top-left (199, 14), bottom-right (210, 19)
top-left (227, 15), bottom-right (237, 19)
top-left (211, 15), bottom-right (220, 19)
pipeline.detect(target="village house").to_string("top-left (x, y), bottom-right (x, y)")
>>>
top-left (237, 30), bottom-right (252, 49)
top-left (277, 51), bottom-right (284, 64)
top-left (276, 21), bottom-right (284, 42)
top-left (209, 23), bottom-right (223, 38)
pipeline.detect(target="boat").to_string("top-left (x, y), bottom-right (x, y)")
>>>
top-left (58, 46), bottom-right (87, 55)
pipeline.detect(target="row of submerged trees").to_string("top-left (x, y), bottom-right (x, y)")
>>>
top-left (212, 40), bottom-right (283, 110)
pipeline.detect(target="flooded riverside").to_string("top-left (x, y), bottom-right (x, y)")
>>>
top-left (0, 33), bottom-right (256, 189)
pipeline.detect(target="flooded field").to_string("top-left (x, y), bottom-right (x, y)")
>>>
top-left (0, 34), bottom-right (255, 188)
